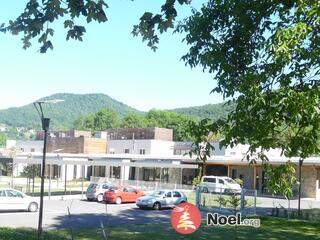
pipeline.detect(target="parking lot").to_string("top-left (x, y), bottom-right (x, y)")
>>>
top-left (0, 197), bottom-right (172, 229)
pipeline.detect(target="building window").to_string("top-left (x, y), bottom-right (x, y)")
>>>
top-left (139, 149), bottom-right (146, 155)
top-left (30, 148), bottom-right (35, 152)
top-left (124, 149), bottom-right (130, 154)
top-left (110, 166), bottom-right (121, 179)
top-left (20, 148), bottom-right (24, 152)
top-left (73, 165), bottom-right (77, 179)
top-left (231, 169), bottom-right (237, 179)
top-left (230, 152), bottom-right (236, 156)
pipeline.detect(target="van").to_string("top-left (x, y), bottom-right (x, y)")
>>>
top-left (200, 176), bottom-right (241, 194)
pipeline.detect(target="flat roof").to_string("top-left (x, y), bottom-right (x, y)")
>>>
top-left (12, 152), bottom-right (320, 166)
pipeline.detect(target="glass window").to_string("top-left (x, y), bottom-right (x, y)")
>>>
top-left (6, 190), bottom-right (23, 198)
top-left (203, 177), bottom-right (216, 183)
top-left (139, 149), bottom-right (146, 155)
top-left (219, 179), bottom-right (224, 184)
top-left (151, 191), bottom-right (165, 196)
top-left (102, 184), bottom-right (110, 189)
top-left (124, 149), bottom-right (130, 154)
top-left (127, 187), bottom-right (136, 193)
top-left (173, 191), bottom-right (181, 197)
top-left (165, 191), bottom-right (172, 198)
top-left (109, 187), bottom-right (118, 192)
top-left (0, 190), bottom-right (6, 197)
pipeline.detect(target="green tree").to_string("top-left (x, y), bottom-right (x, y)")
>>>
top-left (4, 1), bottom-right (318, 159)
top-left (121, 112), bottom-right (148, 129)
top-left (265, 162), bottom-right (298, 218)
top-left (74, 114), bottom-right (95, 131)
top-left (93, 109), bottom-right (120, 131)
top-left (146, 110), bottom-right (195, 141)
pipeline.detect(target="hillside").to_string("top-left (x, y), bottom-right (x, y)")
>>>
top-left (0, 93), bottom-right (235, 131)
top-left (171, 102), bottom-right (235, 121)
top-left (0, 93), bottom-right (140, 129)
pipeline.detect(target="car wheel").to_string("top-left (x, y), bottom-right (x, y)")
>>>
top-left (153, 202), bottom-right (161, 210)
top-left (97, 194), bottom-right (104, 202)
top-left (115, 197), bottom-right (122, 204)
top-left (28, 202), bottom-right (38, 212)
top-left (202, 187), bottom-right (209, 193)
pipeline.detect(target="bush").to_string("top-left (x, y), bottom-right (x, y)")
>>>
top-left (192, 175), bottom-right (201, 188)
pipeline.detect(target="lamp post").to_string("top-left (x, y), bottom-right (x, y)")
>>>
top-left (33, 99), bottom-right (63, 238)
top-left (298, 158), bottom-right (304, 216)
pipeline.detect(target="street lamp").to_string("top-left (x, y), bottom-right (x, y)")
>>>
top-left (298, 158), bottom-right (304, 216)
top-left (33, 99), bottom-right (64, 238)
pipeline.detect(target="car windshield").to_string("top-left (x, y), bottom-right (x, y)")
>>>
top-left (109, 187), bottom-right (118, 192)
top-left (150, 191), bottom-right (165, 197)
top-left (224, 178), bottom-right (236, 184)
top-left (88, 183), bottom-right (98, 189)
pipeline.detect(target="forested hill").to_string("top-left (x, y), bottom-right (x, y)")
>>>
top-left (0, 93), bottom-right (234, 130)
top-left (171, 102), bottom-right (235, 121)
top-left (0, 93), bottom-right (140, 129)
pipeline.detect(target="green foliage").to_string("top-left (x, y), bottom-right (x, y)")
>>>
top-left (93, 109), bottom-right (120, 131)
top-left (146, 110), bottom-right (196, 141)
top-left (21, 165), bottom-right (41, 178)
top-left (216, 195), bottom-right (227, 208)
top-left (192, 175), bottom-right (201, 187)
top-left (216, 193), bottom-right (243, 214)
top-left (177, 1), bottom-right (320, 160)
top-left (265, 162), bottom-right (298, 200)
top-left (227, 193), bottom-right (242, 214)
top-left (75, 108), bottom-right (197, 141)
top-left (187, 119), bottom-right (215, 176)
top-left (4, 0), bottom-right (320, 162)
top-left (121, 112), bottom-right (148, 129)
top-left (172, 102), bottom-right (235, 121)
top-left (0, 134), bottom-right (6, 146)
top-left (234, 178), bottom-right (243, 187)
top-left (1, 0), bottom-right (108, 52)
top-left (74, 114), bottom-right (95, 132)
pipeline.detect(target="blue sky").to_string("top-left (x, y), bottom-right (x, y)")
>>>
top-left (0, 0), bottom-right (222, 111)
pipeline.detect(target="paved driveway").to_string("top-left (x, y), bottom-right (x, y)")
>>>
top-left (0, 198), bottom-right (172, 229)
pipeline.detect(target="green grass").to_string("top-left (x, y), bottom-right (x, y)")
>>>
top-left (0, 216), bottom-right (319, 240)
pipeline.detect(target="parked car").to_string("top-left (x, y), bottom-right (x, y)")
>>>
top-left (103, 186), bottom-right (145, 204)
top-left (0, 188), bottom-right (39, 212)
top-left (200, 176), bottom-right (241, 194)
top-left (136, 190), bottom-right (187, 210)
top-left (86, 183), bottom-right (114, 202)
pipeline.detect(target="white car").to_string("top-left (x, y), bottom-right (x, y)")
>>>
top-left (0, 188), bottom-right (39, 212)
top-left (200, 176), bottom-right (241, 194)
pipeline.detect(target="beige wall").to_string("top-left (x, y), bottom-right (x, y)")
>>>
top-left (84, 138), bottom-right (107, 154)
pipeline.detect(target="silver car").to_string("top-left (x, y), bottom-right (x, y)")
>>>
top-left (136, 190), bottom-right (187, 210)
top-left (86, 183), bottom-right (113, 202)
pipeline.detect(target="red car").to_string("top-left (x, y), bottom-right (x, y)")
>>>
top-left (103, 186), bottom-right (145, 204)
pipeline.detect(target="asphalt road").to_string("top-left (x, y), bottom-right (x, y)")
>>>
top-left (0, 198), bottom-right (172, 229)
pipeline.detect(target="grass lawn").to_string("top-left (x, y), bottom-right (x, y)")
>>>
top-left (0, 216), bottom-right (319, 240)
